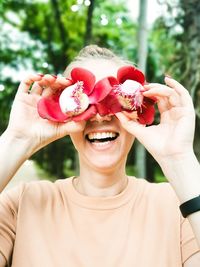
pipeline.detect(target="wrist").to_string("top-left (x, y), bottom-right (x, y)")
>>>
top-left (159, 151), bottom-right (200, 203)
top-left (0, 130), bottom-right (38, 191)
top-left (159, 149), bottom-right (195, 169)
top-left (1, 129), bottom-right (37, 158)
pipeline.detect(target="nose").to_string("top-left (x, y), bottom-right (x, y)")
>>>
top-left (90, 113), bottom-right (112, 123)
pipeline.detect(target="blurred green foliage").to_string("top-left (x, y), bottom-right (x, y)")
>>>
top-left (0, 0), bottom-right (140, 179)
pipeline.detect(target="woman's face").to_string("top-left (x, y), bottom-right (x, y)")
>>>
top-left (69, 59), bottom-right (135, 172)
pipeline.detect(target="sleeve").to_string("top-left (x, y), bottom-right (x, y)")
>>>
top-left (0, 183), bottom-right (25, 265)
top-left (181, 217), bottom-right (200, 264)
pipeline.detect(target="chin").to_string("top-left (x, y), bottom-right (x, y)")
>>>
top-left (83, 154), bottom-right (126, 173)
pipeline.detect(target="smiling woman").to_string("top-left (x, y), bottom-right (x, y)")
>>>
top-left (37, 59), bottom-right (155, 124)
top-left (0, 45), bottom-right (200, 267)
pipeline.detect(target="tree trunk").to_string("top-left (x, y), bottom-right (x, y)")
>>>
top-left (84, 0), bottom-right (95, 45)
top-left (44, 14), bottom-right (60, 74)
top-left (136, 0), bottom-right (148, 179)
top-left (137, 0), bottom-right (148, 73)
top-left (50, 0), bottom-right (69, 69)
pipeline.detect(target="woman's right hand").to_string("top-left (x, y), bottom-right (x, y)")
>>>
top-left (6, 73), bottom-right (86, 155)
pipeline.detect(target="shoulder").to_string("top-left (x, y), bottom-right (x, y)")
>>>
top-left (1, 178), bottom-right (73, 210)
top-left (131, 177), bottom-right (180, 212)
top-left (134, 177), bottom-right (177, 197)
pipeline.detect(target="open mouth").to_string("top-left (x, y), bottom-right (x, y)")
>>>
top-left (86, 132), bottom-right (119, 143)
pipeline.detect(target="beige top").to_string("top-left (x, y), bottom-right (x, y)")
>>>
top-left (0, 177), bottom-right (199, 267)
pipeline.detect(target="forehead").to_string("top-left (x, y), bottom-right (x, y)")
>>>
top-left (73, 59), bottom-right (124, 81)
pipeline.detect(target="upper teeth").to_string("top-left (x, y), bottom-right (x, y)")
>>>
top-left (87, 132), bottom-right (117, 140)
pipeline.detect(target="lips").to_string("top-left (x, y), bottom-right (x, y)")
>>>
top-left (86, 132), bottom-right (119, 143)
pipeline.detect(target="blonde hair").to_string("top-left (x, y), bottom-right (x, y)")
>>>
top-left (64, 45), bottom-right (132, 77)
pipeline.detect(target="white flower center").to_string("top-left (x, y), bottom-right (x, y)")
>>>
top-left (59, 84), bottom-right (78, 113)
top-left (59, 83), bottom-right (89, 114)
top-left (121, 80), bottom-right (142, 94)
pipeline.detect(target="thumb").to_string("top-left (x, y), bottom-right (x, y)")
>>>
top-left (115, 112), bottom-right (147, 140)
top-left (57, 120), bottom-right (86, 137)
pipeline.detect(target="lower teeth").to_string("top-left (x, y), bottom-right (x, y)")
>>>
top-left (90, 137), bottom-right (117, 143)
top-left (93, 141), bottom-right (110, 146)
top-left (86, 134), bottom-right (119, 143)
top-left (91, 139), bottom-right (112, 143)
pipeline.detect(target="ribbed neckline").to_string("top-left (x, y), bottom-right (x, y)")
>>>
top-left (58, 176), bottom-right (140, 210)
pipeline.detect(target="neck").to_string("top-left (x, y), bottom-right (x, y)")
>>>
top-left (74, 163), bottom-right (128, 197)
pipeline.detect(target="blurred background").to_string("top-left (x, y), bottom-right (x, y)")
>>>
top-left (0, 0), bottom-right (200, 187)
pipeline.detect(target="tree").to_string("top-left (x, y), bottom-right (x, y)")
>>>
top-left (135, 0), bottom-right (148, 179)
top-left (0, 0), bottom-right (139, 179)
top-left (176, 0), bottom-right (200, 160)
top-left (84, 0), bottom-right (96, 45)
top-left (159, 0), bottom-right (200, 161)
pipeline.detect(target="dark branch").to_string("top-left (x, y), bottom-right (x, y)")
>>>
top-left (84, 0), bottom-right (95, 46)
top-left (50, 0), bottom-right (69, 66)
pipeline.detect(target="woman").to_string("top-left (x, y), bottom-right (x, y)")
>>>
top-left (0, 45), bottom-right (200, 266)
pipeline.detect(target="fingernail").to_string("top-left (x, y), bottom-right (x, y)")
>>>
top-left (165, 73), bottom-right (172, 78)
top-left (51, 75), bottom-right (57, 78)
top-left (38, 73), bottom-right (44, 77)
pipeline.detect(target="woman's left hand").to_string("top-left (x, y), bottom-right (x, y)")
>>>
top-left (116, 77), bottom-right (196, 164)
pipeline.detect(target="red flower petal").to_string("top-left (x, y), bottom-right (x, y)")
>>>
top-left (37, 95), bottom-right (69, 122)
top-left (96, 94), bottom-right (122, 116)
top-left (89, 76), bottom-right (118, 104)
top-left (71, 68), bottom-right (96, 95)
top-left (72, 105), bottom-right (97, 121)
top-left (137, 104), bottom-right (155, 125)
top-left (117, 66), bottom-right (145, 85)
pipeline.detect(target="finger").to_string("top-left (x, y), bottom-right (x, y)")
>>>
top-left (156, 96), bottom-right (170, 114)
top-left (143, 86), bottom-right (180, 107)
top-left (38, 75), bottom-right (72, 93)
top-left (144, 83), bottom-right (165, 90)
top-left (115, 112), bottom-right (146, 138)
top-left (144, 84), bottom-right (176, 97)
top-left (40, 86), bottom-right (56, 97)
top-left (164, 77), bottom-right (188, 95)
top-left (17, 74), bottom-right (42, 94)
top-left (121, 111), bottom-right (138, 120)
top-left (115, 112), bottom-right (133, 127)
top-left (37, 74), bottom-right (59, 97)
top-left (38, 74), bottom-right (57, 87)
top-left (52, 76), bottom-right (73, 90)
top-left (116, 112), bottom-right (160, 149)
top-left (164, 77), bottom-right (193, 107)
top-left (58, 120), bottom-right (86, 137)
top-left (30, 82), bottom-right (43, 95)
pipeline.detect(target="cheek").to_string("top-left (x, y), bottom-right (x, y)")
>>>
top-left (70, 133), bottom-right (84, 150)
top-left (124, 134), bottom-right (135, 153)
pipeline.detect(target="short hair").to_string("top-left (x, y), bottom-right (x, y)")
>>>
top-left (64, 44), bottom-right (132, 77)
